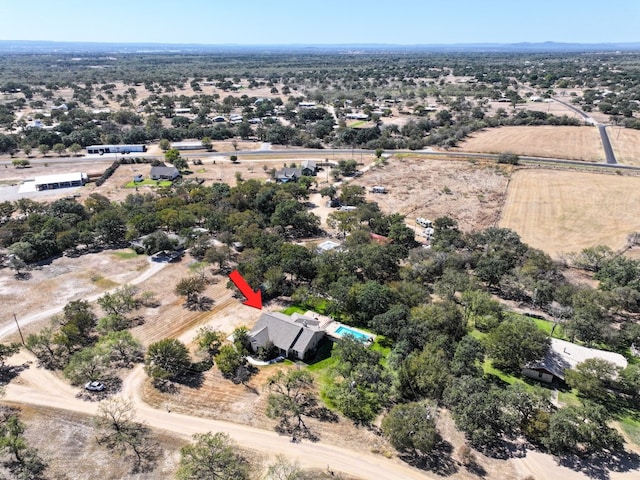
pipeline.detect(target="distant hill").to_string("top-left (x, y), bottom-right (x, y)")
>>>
top-left (0, 40), bottom-right (639, 54)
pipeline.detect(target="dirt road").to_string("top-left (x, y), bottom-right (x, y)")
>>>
top-left (4, 351), bottom-right (434, 480)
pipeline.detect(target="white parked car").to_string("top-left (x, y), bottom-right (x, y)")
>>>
top-left (85, 381), bottom-right (105, 392)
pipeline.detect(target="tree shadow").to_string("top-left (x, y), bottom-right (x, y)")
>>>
top-left (556, 450), bottom-right (640, 480)
top-left (400, 439), bottom-right (459, 476)
top-left (186, 296), bottom-right (214, 311)
top-left (464, 459), bottom-right (487, 477)
top-left (176, 370), bottom-right (204, 389)
top-left (13, 271), bottom-right (32, 280)
top-left (0, 362), bottom-right (30, 383)
top-left (151, 378), bottom-right (179, 394)
top-left (470, 436), bottom-right (527, 460)
top-left (309, 406), bottom-right (339, 423)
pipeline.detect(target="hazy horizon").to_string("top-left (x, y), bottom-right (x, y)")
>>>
top-left (1, 0), bottom-right (637, 45)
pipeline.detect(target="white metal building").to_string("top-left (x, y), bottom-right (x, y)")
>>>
top-left (33, 172), bottom-right (88, 191)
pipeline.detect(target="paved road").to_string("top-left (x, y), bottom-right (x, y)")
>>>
top-left (552, 96), bottom-right (618, 164)
top-left (598, 124), bottom-right (617, 164)
top-left (2, 147), bottom-right (637, 171)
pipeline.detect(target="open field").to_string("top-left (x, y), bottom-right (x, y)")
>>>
top-left (499, 169), bottom-right (640, 258)
top-left (609, 127), bottom-right (640, 166)
top-left (457, 126), bottom-right (604, 161)
top-left (348, 156), bottom-right (511, 234)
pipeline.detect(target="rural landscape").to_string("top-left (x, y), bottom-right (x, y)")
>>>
top-left (2, 35), bottom-right (640, 480)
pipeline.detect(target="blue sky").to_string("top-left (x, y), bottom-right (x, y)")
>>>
top-left (1, 0), bottom-right (638, 45)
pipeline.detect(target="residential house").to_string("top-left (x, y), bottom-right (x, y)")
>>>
top-left (300, 160), bottom-right (317, 176)
top-left (248, 312), bottom-right (326, 360)
top-left (150, 166), bottom-right (180, 181)
top-left (275, 167), bottom-right (302, 183)
top-left (522, 338), bottom-right (628, 384)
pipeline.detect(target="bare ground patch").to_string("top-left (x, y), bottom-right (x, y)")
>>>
top-left (348, 156), bottom-right (511, 233)
top-left (0, 250), bottom-right (150, 342)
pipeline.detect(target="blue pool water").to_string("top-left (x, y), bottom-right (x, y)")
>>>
top-left (335, 326), bottom-right (371, 342)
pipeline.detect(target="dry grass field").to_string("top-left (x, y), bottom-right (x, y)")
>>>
top-left (499, 169), bottom-right (640, 258)
top-left (609, 127), bottom-right (640, 166)
top-left (457, 126), bottom-right (604, 161)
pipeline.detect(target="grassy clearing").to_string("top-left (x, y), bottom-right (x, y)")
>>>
top-left (482, 359), bottom-right (526, 386)
top-left (557, 388), bottom-right (581, 407)
top-left (188, 261), bottom-right (208, 272)
top-left (124, 179), bottom-right (172, 188)
top-left (533, 318), bottom-right (566, 339)
top-left (619, 416), bottom-right (640, 447)
top-left (110, 249), bottom-right (141, 260)
top-left (90, 275), bottom-right (118, 289)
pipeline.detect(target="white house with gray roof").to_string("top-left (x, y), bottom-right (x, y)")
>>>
top-left (249, 312), bottom-right (326, 360)
top-left (522, 338), bottom-right (628, 384)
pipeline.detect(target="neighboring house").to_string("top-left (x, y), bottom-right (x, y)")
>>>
top-left (522, 338), bottom-right (628, 384)
top-left (275, 168), bottom-right (302, 183)
top-left (150, 166), bottom-right (180, 180)
top-left (249, 312), bottom-right (326, 360)
top-left (345, 112), bottom-right (369, 120)
top-left (300, 160), bottom-right (317, 177)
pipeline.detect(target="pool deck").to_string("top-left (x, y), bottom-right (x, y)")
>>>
top-left (298, 310), bottom-right (375, 342)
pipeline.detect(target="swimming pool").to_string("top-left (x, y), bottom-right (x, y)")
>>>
top-left (335, 326), bottom-right (371, 342)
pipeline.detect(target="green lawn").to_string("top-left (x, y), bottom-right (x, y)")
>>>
top-left (532, 318), bottom-right (566, 339)
top-left (557, 388), bottom-right (581, 407)
top-left (281, 305), bottom-right (307, 315)
top-left (111, 249), bottom-right (141, 259)
top-left (124, 179), bottom-right (172, 188)
top-left (619, 415), bottom-right (640, 448)
top-left (482, 359), bottom-right (526, 386)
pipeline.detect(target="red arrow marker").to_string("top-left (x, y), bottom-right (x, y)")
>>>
top-left (229, 270), bottom-right (262, 310)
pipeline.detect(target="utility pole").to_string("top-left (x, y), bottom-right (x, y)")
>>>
top-left (13, 313), bottom-right (24, 346)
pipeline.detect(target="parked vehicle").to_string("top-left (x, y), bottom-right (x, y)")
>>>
top-left (416, 217), bottom-right (433, 228)
top-left (85, 381), bottom-right (105, 392)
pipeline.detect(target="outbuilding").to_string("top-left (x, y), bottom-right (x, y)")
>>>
top-left (34, 172), bottom-right (88, 191)
top-left (86, 144), bottom-right (147, 154)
